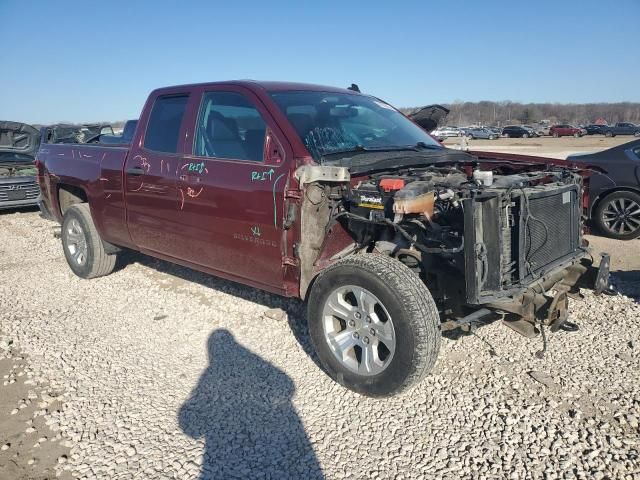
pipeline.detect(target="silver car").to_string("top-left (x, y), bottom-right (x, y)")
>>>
top-left (465, 127), bottom-right (499, 140)
top-left (432, 126), bottom-right (461, 138)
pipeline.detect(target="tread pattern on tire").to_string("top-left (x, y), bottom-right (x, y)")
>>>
top-left (64, 204), bottom-right (116, 279)
top-left (309, 254), bottom-right (441, 396)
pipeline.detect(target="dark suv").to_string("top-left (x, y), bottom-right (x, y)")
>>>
top-left (501, 126), bottom-right (531, 138)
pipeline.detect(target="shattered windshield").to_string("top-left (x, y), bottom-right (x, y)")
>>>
top-left (270, 91), bottom-right (442, 163)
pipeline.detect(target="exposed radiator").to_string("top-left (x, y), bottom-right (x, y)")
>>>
top-left (517, 185), bottom-right (580, 279)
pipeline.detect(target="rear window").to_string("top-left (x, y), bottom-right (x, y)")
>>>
top-left (144, 95), bottom-right (189, 153)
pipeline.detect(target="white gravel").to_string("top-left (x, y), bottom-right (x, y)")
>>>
top-left (1, 210), bottom-right (639, 479)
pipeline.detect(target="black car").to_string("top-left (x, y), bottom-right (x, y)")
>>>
top-left (568, 139), bottom-right (640, 240)
top-left (0, 121), bottom-right (41, 211)
top-left (501, 125), bottom-right (532, 138)
top-left (584, 124), bottom-right (608, 135)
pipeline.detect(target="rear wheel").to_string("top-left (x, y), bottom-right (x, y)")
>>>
top-left (489, 134), bottom-right (496, 140)
top-left (307, 254), bottom-right (441, 397)
top-left (61, 204), bottom-right (117, 278)
top-left (594, 191), bottom-right (640, 240)
top-left (522, 133), bottom-right (529, 138)
top-left (574, 132), bottom-right (580, 138)
top-left (605, 131), bottom-right (614, 137)
top-left (553, 132), bottom-right (559, 138)
top-left (634, 131), bottom-right (640, 137)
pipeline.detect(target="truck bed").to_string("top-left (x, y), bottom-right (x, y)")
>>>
top-left (38, 143), bottom-right (131, 246)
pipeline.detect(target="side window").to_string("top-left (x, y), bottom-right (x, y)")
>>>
top-left (194, 91), bottom-right (266, 162)
top-left (144, 95), bottom-right (189, 153)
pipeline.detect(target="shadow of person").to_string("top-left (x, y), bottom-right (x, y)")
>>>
top-left (179, 329), bottom-right (323, 480)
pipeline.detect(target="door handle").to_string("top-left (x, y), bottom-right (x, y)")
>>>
top-left (127, 167), bottom-right (145, 176)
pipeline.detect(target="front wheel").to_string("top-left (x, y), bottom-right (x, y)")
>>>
top-left (489, 134), bottom-right (496, 140)
top-left (522, 133), bottom-right (529, 138)
top-left (307, 254), bottom-right (441, 397)
top-left (605, 131), bottom-right (614, 137)
top-left (594, 191), bottom-right (640, 240)
top-left (553, 132), bottom-right (559, 138)
top-left (634, 131), bottom-right (640, 137)
top-left (61, 204), bottom-right (117, 278)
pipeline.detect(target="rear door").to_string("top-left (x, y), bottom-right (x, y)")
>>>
top-left (124, 92), bottom-right (190, 257)
top-left (171, 85), bottom-right (292, 291)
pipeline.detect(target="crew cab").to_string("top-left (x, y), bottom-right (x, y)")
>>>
top-left (603, 123), bottom-right (640, 137)
top-left (550, 125), bottom-right (584, 137)
top-left (37, 81), bottom-right (609, 397)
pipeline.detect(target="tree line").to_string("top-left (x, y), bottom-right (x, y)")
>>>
top-left (402, 101), bottom-right (640, 127)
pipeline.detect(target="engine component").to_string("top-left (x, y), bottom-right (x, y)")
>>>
top-left (392, 181), bottom-right (436, 219)
top-left (473, 169), bottom-right (493, 186)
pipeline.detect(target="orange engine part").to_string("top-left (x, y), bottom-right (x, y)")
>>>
top-left (392, 191), bottom-right (436, 219)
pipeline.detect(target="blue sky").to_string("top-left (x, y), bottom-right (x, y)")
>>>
top-left (1, 0), bottom-right (638, 124)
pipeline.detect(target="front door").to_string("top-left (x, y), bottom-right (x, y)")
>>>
top-left (171, 87), bottom-right (292, 291)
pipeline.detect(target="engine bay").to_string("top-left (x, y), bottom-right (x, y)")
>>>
top-left (337, 163), bottom-right (585, 305)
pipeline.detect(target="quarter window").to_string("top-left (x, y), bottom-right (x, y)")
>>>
top-left (194, 92), bottom-right (266, 162)
top-left (144, 95), bottom-right (189, 153)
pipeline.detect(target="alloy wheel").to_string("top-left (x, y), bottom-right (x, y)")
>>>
top-left (322, 285), bottom-right (396, 376)
top-left (602, 197), bottom-right (640, 235)
top-left (65, 218), bottom-right (88, 266)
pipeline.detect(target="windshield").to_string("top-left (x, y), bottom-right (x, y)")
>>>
top-left (270, 91), bottom-right (442, 162)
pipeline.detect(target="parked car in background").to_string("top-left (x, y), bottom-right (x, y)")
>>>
top-left (432, 126), bottom-right (460, 138)
top-left (98, 120), bottom-right (139, 144)
top-left (501, 125), bottom-right (532, 138)
top-left (465, 127), bottom-right (499, 139)
top-left (522, 126), bottom-right (540, 138)
top-left (0, 121), bottom-right (41, 210)
top-left (550, 125), bottom-right (583, 137)
top-left (584, 124), bottom-right (609, 135)
top-left (407, 105), bottom-right (450, 133)
top-left (567, 139), bottom-right (640, 240)
top-left (533, 125), bottom-right (551, 136)
top-left (43, 123), bottom-right (114, 144)
top-left (603, 123), bottom-right (640, 137)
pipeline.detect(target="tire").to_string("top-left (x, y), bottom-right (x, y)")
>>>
top-left (61, 203), bottom-right (117, 279)
top-left (605, 131), bottom-right (613, 137)
top-left (553, 132), bottom-right (559, 138)
top-left (574, 132), bottom-right (580, 138)
top-left (307, 254), bottom-right (441, 397)
top-left (634, 131), bottom-right (640, 137)
top-left (594, 191), bottom-right (640, 240)
top-left (504, 133), bottom-right (510, 138)
top-left (489, 135), bottom-right (496, 140)
top-left (522, 133), bottom-right (529, 138)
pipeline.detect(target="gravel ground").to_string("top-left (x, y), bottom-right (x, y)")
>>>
top-left (1, 209), bottom-right (639, 480)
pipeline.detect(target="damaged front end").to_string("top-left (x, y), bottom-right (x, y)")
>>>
top-left (296, 159), bottom-right (610, 347)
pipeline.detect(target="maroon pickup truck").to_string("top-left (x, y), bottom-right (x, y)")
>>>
top-left (37, 81), bottom-right (609, 397)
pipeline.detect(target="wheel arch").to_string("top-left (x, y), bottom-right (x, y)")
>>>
top-left (589, 186), bottom-right (640, 217)
top-left (57, 183), bottom-right (88, 216)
